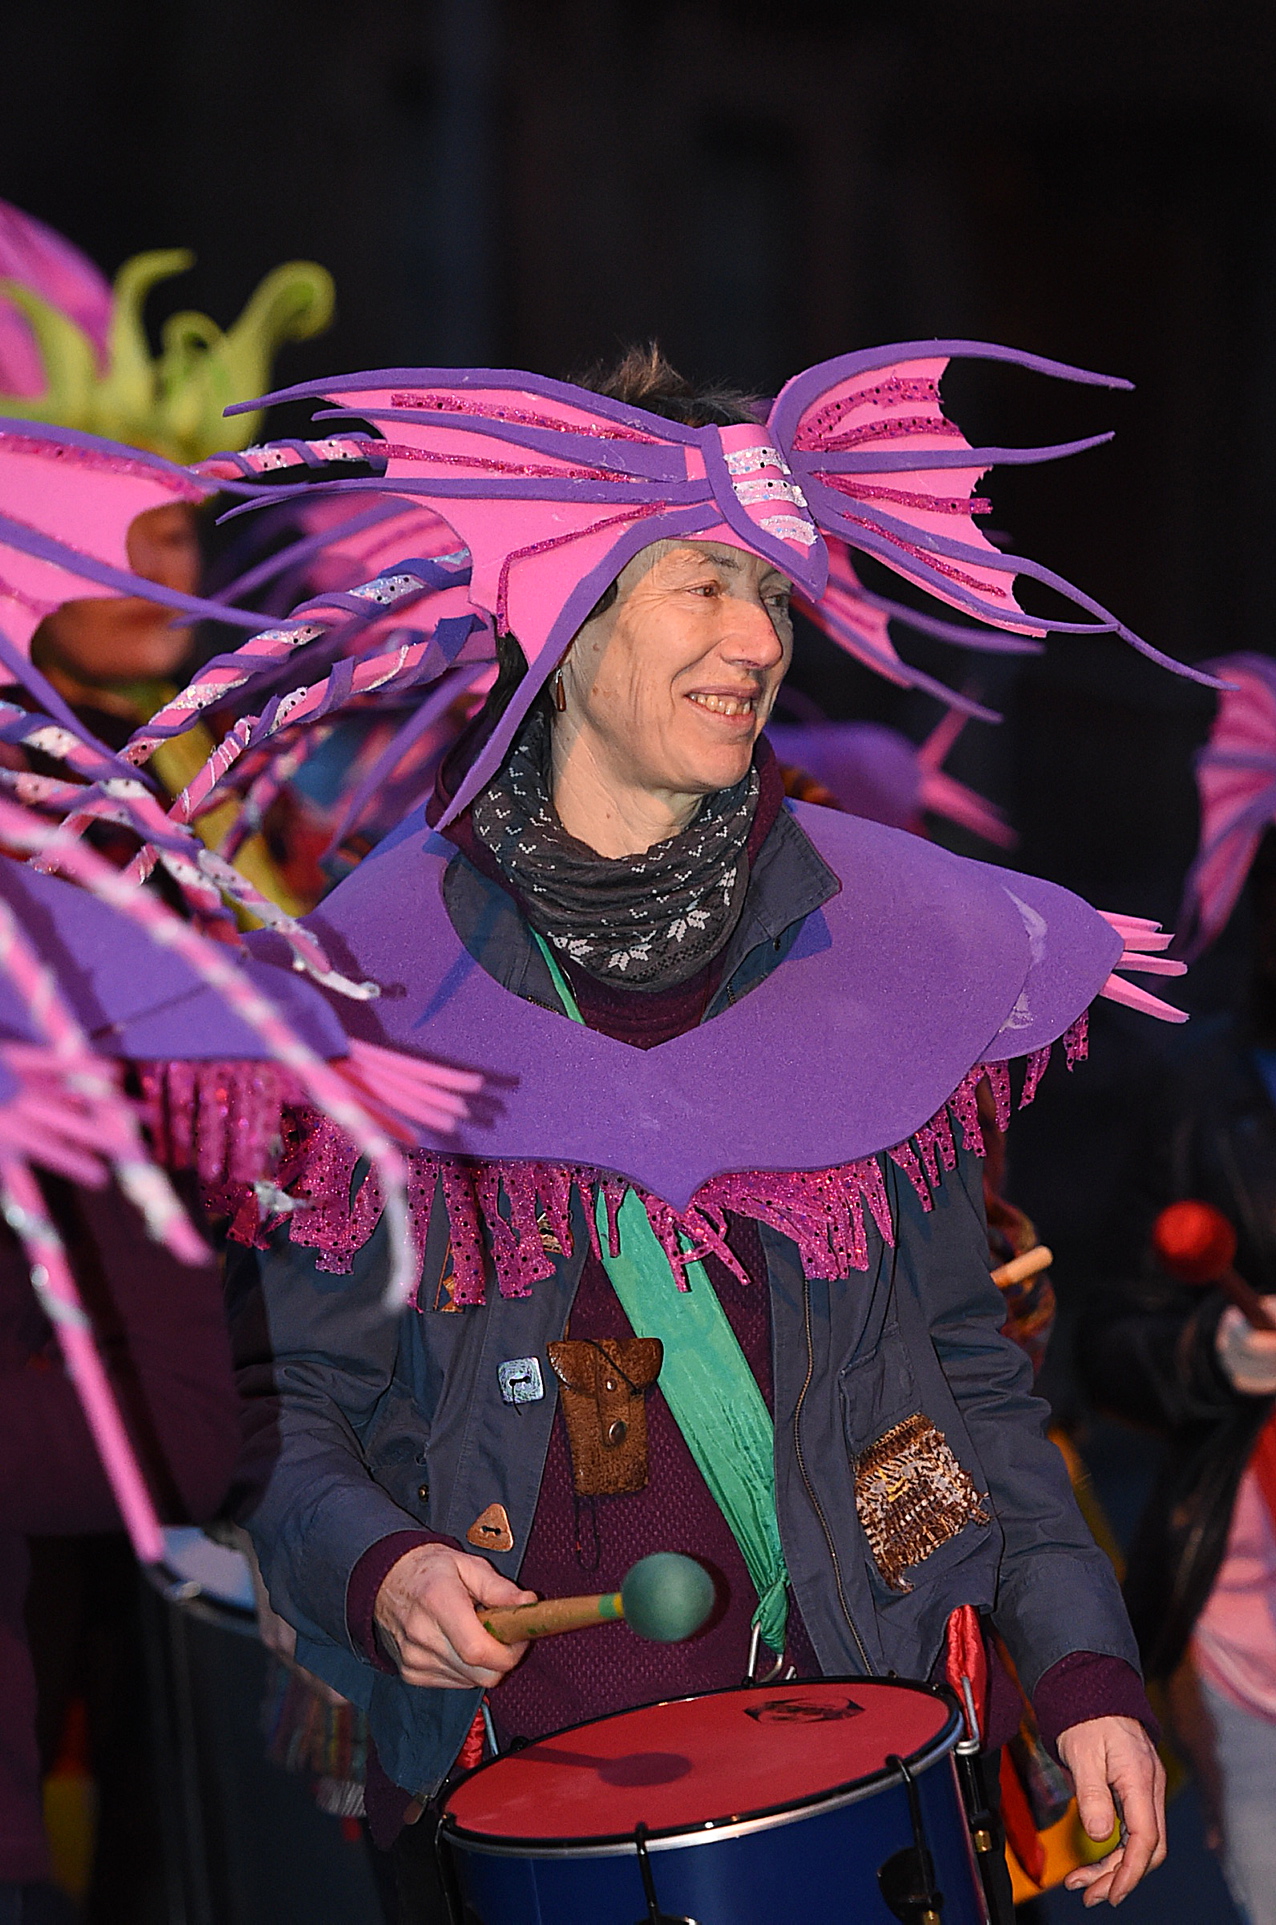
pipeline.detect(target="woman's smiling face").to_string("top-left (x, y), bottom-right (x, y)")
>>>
top-left (556, 539), bottom-right (794, 805)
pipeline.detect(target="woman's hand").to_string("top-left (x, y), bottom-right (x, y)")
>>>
top-left (1059, 1715), bottom-right (1167, 1906)
top-left (1216, 1299), bottom-right (1276, 1395)
top-left (373, 1542), bottom-right (537, 1689)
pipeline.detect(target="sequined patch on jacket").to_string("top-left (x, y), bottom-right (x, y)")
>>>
top-left (854, 1412), bottom-right (990, 1593)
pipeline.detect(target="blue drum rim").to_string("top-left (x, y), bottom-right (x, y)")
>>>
top-left (441, 1676), bottom-right (963, 1860)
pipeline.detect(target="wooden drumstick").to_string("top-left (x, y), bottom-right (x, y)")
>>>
top-left (479, 1551), bottom-right (713, 1646)
top-left (990, 1244), bottom-right (1052, 1288)
top-left (1152, 1201), bottom-right (1276, 1331)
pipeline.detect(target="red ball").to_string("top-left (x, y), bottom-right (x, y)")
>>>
top-left (1152, 1200), bottom-right (1237, 1283)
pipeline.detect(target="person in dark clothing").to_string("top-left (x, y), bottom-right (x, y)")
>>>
top-left (0, 1175), bottom-right (239, 1920)
top-left (1082, 664), bottom-right (1276, 1923)
top-left (1083, 1011), bottom-right (1276, 1922)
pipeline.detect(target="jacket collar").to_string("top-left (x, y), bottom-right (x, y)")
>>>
top-left (443, 800), bottom-right (841, 1019)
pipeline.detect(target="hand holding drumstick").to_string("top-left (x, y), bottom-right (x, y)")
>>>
top-left (374, 1548), bottom-right (714, 1689)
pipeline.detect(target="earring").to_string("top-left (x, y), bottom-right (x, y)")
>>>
top-left (553, 669), bottom-right (567, 711)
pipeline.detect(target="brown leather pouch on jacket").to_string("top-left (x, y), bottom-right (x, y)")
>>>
top-left (547, 1337), bottom-right (663, 1495)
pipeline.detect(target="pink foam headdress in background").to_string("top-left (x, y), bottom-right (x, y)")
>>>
top-left (215, 342), bottom-right (1221, 826)
top-left (0, 200), bottom-right (112, 392)
top-left (0, 429), bottom-right (493, 1553)
top-left (1177, 652), bottom-right (1276, 955)
top-left (0, 419), bottom-right (279, 666)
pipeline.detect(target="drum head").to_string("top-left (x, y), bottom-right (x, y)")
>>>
top-left (445, 1678), bottom-right (955, 1847)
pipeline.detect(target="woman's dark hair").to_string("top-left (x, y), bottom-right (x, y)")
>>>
top-left (577, 342), bottom-right (762, 431)
top-left (441, 346), bottom-right (760, 793)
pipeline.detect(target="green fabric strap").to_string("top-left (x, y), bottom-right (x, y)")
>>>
top-left (530, 930), bottom-right (790, 1652)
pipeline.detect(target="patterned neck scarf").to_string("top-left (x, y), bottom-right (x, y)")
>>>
top-left (471, 709), bottom-right (759, 991)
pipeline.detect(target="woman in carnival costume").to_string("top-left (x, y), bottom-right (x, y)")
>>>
top-left (0, 347), bottom-right (483, 1911)
top-left (97, 335), bottom-right (1219, 1921)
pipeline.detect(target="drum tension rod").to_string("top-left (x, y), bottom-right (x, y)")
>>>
top-left (632, 1822), bottom-right (696, 1925)
top-left (878, 1755), bottom-right (944, 1925)
top-left (953, 1674), bottom-right (1015, 1925)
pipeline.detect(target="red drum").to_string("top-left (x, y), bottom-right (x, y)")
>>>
top-left (441, 1678), bottom-right (987, 1924)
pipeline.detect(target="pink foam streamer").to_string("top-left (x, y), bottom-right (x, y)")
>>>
top-left (1097, 974), bottom-right (1189, 1023)
top-left (170, 717), bottom-right (255, 825)
top-left (1095, 910), bottom-right (1188, 1022)
top-left (217, 730), bottom-right (321, 861)
top-left (0, 879), bottom-right (206, 1568)
top-left (0, 1086), bottom-right (106, 1185)
top-left (195, 437), bottom-right (371, 484)
top-left (918, 768), bottom-right (1016, 849)
top-left (0, 768), bottom-right (83, 809)
top-left (334, 1039), bottom-right (481, 1139)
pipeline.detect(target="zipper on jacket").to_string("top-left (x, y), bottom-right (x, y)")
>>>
top-left (794, 1273), bottom-right (874, 1673)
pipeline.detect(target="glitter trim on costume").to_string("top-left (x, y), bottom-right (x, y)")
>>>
top-left (206, 1032), bottom-right (1088, 1305)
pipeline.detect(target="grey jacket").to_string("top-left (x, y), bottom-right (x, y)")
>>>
top-left (229, 809), bottom-right (1137, 1797)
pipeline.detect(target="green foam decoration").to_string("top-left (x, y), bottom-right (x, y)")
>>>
top-left (620, 1553), bottom-right (714, 1644)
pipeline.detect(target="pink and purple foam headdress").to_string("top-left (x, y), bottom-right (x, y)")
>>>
top-left (0, 420), bottom-right (278, 669)
top-left (207, 342), bottom-right (1220, 826)
top-left (1178, 652), bottom-right (1276, 955)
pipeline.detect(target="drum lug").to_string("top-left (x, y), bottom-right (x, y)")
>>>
top-left (631, 1822), bottom-right (698, 1925)
top-left (953, 1739), bottom-right (1015, 1925)
top-left (879, 1754), bottom-right (946, 1924)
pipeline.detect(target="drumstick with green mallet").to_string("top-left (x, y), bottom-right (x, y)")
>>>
top-left (477, 1552), bottom-right (714, 1645)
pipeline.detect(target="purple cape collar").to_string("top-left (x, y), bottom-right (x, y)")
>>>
top-left (282, 801), bottom-right (1120, 1211)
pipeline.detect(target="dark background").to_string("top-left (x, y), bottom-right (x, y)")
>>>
top-left (5, 7), bottom-right (1271, 1916)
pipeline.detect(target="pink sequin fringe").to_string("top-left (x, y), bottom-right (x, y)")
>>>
top-left (137, 1060), bottom-right (306, 1185)
top-left (198, 1018), bottom-right (1084, 1308)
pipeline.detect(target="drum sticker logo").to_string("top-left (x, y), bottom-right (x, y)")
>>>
top-left (854, 1411), bottom-right (989, 1593)
top-left (743, 1696), bottom-right (864, 1723)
